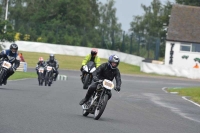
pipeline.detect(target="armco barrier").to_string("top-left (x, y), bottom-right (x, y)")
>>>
top-left (16, 62), bottom-right (27, 72)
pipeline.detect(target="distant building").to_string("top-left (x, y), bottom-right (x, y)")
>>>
top-left (165, 4), bottom-right (200, 68)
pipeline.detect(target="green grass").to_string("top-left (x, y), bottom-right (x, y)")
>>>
top-left (9, 71), bottom-right (37, 80)
top-left (20, 51), bottom-right (145, 75)
top-left (168, 87), bottom-right (200, 104)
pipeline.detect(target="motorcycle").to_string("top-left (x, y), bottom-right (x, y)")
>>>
top-left (81, 79), bottom-right (115, 120)
top-left (44, 66), bottom-right (54, 86)
top-left (0, 57), bottom-right (15, 85)
top-left (82, 61), bottom-right (96, 89)
top-left (38, 66), bottom-right (45, 86)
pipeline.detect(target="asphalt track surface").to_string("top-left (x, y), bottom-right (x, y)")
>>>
top-left (0, 69), bottom-right (200, 133)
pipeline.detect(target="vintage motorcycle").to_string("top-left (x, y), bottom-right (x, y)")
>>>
top-left (38, 66), bottom-right (45, 86)
top-left (81, 79), bottom-right (116, 120)
top-left (44, 65), bottom-right (54, 86)
top-left (0, 57), bottom-right (15, 85)
top-left (82, 61), bottom-right (96, 89)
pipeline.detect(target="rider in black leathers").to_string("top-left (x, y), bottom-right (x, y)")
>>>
top-left (0, 43), bottom-right (20, 85)
top-left (79, 55), bottom-right (122, 105)
top-left (45, 54), bottom-right (59, 81)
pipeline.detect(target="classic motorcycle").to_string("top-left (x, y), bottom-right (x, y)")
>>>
top-left (0, 57), bottom-right (15, 85)
top-left (44, 66), bottom-right (54, 86)
top-left (81, 79), bottom-right (115, 120)
top-left (38, 66), bottom-right (45, 86)
top-left (82, 61), bottom-right (96, 89)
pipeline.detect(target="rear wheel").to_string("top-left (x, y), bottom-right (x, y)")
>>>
top-left (94, 94), bottom-right (109, 120)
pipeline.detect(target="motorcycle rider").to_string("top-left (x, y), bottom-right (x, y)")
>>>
top-left (80, 48), bottom-right (101, 80)
top-left (0, 43), bottom-right (20, 85)
top-left (45, 54), bottom-right (59, 81)
top-left (79, 55), bottom-right (122, 105)
top-left (35, 57), bottom-right (46, 78)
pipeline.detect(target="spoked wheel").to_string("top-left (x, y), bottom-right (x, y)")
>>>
top-left (94, 94), bottom-right (108, 120)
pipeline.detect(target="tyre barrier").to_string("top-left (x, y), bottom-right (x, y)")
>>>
top-left (57, 75), bottom-right (68, 81)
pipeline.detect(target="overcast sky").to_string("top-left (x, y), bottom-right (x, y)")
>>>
top-left (99, 0), bottom-right (175, 31)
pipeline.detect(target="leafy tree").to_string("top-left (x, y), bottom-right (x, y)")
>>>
top-left (98, 0), bottom-right (122, 50)
top-left (175, 0), bottom-right (200, 6)
top-left (129, 0), bottom-right (172, 58)
top-left (0, 2), bottom-right (15, 42)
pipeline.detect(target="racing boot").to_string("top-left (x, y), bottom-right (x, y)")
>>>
top-left (79, 94), bottom-right (90, 105)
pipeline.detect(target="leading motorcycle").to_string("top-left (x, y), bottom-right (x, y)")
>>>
top-left (82, 61), bottom-right (96, 89)
top-left (81, 79), bottom-right (116, 120)
top-left (0, 57), bottom-right (15, 85)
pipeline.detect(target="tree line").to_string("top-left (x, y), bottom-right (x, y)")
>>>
top-left (0, 0), bottom-right (199, 59)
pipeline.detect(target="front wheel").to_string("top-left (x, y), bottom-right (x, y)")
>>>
top-left (44, 72), bottom-right (49, 86)
top-left (94, 94), bottom-right (109, 120)
top-left (0, 69), bottom-right (6, 84)
top-left (83, 74), bottom-right (90, 89)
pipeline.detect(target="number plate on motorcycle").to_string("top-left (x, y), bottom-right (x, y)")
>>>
top-left (47, 66), bottom-right (52, 71)
top-left (39, 68), bottom-right (44, 73)
top-left (2, 61), bottom-right (11, 69)
top-left (103, 79), bottom-right (114, 90)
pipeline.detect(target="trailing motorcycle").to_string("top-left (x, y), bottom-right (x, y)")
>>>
top-left (0, 57), bottom-right (15, 85)
top-left (38, 66), bottom-right (45, 86)
top-left (82, 61), bottom-right (96, 89)
top-left (44, 66), bottom-right (54, 86)
top-left (81, 79), bottom-right (116, 120)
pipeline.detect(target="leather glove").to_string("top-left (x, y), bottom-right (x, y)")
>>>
top-left (10, 66), bottom-right (16, 72)
top-left (115, 86), bottom-right (121, 92)
top-left (80, 65), bottom-right (84, 71)
top-left (93, 76), bottom-right (99, 82)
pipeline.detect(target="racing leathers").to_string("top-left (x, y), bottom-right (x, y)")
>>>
top-left (0, 50), bottom-right (20, 85)
top-left (79, 62), bottom-right (122, 105)
top-left (45, 59), bottom-right (59, 81)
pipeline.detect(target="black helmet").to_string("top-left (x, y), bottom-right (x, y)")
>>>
top-left (108, 55), bottom-right (120, 69)
top-left (49, 54), bottom-right (54, 62)
top-left (10, 43), bottom-right (18, 54)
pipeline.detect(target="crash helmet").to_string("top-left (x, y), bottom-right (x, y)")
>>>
top-left (10, 43), bottom-right (18, 54)
top-left (108, 55), bottom-right (120, 69)
top-left (49, 54), bottom-right (54, 62)
top-left (39, 57), bottom-right (44, 63)
top-left (91, 48), bottom-right (98, 56)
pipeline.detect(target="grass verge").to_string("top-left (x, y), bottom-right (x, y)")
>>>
top-left (20, 51), bottom-right (145, 75)
top-left (8, 71), bottom-right (37, 80)
top-left (168, 87), bottom-right (200, 104)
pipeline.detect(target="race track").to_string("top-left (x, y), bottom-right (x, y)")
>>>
top-left (0, 70), bottom-right (200, 133)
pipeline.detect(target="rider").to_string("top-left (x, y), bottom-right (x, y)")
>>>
top-left (0, 43), bottom-right (20, 85)
top-left (80, 48), bottom-right (101, 79)
top-left (45, 54), bottom-right (59, 81)
top-left (35, 57), bottom-right (46, 78)
top-left (79, 55), bottom-right (122, 105)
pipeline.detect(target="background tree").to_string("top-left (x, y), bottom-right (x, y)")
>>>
top-left (175, 0), bottom-right (200, 6)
